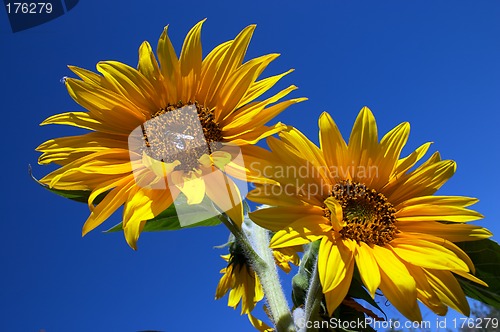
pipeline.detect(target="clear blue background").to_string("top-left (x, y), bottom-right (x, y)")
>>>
top-left (1, 0), bottom-right (499, 331)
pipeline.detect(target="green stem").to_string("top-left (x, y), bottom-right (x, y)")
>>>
top-left (249, 221), bottom-right (295, 332)
top-left (216, 213), bottom-right (265, 266)
top-left (304, 257), bottom-right (323, 331)
top-left (218, 213), bottom-right (295, 332)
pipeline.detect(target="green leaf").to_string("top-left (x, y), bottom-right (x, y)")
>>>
top-left (348, 272), bottom-right (385, 317)
top-left (105, 194), bottom-right (221, 233)
top-left (457, 239), bottom-right (500, 308)
top-left (30, 165), bottom-right (106, 204)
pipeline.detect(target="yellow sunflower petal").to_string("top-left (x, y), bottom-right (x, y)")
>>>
top-left (452, 270), bottom-right (488, 287)
top-left (249, 206), bottom-right (325, 232)
top-left (273, 246), bottom-right (301, 273)
top-left (406, 264), bottom-right (448, 316)
top-left (178, 19), bottom-right (205, 102)
top-left (221, 85), bottom-right (299, 129)
top-left (40, 171), bottom-right (125, 191)
top-left (270, 216), bottom-right (332, 249)
top-left (122, 186), bottom-right (175, 249)
top-left (66, 78), bottom-right (148, 123)
top-left (372, 122), bottom-right (410, 190)
top-left (239, 69), bottom-right (294, 108)
top-left (225, 123), bottom-right (288, 145)
top-left (324, 257), bottom-right (354, 316)
top-left (96, 61), bottom-right (158, 110)
top-left (217, 54), bottom-right (280, 120)
top-left (138, 41), bottom-right (165, 103)
top-left (372, 245), bottom-right (420, 321)
top-left (215, 266), bottom-right (233, 299)
top-left (264, 136), bottom-right (329, 198)
top-left (37, 132), bottom-right (127, 165)
top-left (397, 220), bottom-right (492, 242)
top-left (355, 242), bottom-right (381, 298)
top-left (323, 197), bottom-right (344, 231)
top-left (319, 112), bottom-right (348, 179)
top-left (222, 96), bottom-right (306, 136)
top-left (247, 184), bottom-right (315, 207)
top-left (248, 313), bottom-right (274, 332)
top-left (171, 170), bottom-right (205, 205)
top-left (390, 142), bottom-right (432, 180)
top-left (157, 25), bottom-right (180, 102)
top-left (197, 40), bottom-right (232, 104)
top-left (208, 150), bottom-right (232, 170)
top-left (223, 145), bottom-right (279, 185)
top-left (423, 269), bottom-right (470, 316)
top-left (141, 152), bottom-right (180, 180)
top-left (42, 149), bottom-right (132, 189)
top-left (396, 195), bottom-right (479, 209)
top-left (41, 111), bottom-right (131, 135)
top-left (396, 204), bottom-right (484, 222)
top-left (82, 174), bottom-right (136, 236)
top-left (348, 107), bottom-right (379, 184)
top-left (204, 170), bottom-right (244, 226)
top-left (404, 232), bottom-right (476, 273)
top-left (207, 25), bottom-right (255, 108)
top-left (228, 283), bottom-right (244, 308)
top-left (68, 65), bottom-right (109, 87)
top-left (387, 159), bottom-right (456, 205)
top-left (86, 173), bottom-right (135, 212)
top-left (318, 237), bottom-right (354, 293)
top-left (390, 237), bottom-right (469, 272)
top-left (279, 127), bottom-right (328, 173)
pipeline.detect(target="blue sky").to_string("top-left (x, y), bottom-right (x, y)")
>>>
top-left (1, 1), bottom-right (499, 331)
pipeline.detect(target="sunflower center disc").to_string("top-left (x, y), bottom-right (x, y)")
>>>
top-left (329, 180), bottom-right (397, 245)
top-left (142, 102), bottom-right (223, 171)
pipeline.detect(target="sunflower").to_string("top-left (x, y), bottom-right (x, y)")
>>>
top-left (36, 20), bottom-right (306, 249)
top-left (215, 243), bottom-right (264, 315)
top-left (215, 240), bottom-right (298, 315)
top-left (247, 107), bottom-right (492, 321)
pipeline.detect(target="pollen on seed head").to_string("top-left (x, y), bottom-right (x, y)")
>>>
top-left (141, 102), bottom-right (223, 171)
top-left (326, 180), bottom-right (398, 246)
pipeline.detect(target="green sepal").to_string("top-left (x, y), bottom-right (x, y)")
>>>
top-left (347, 269), bottom-right (385, 317)
top-left (456, 239), bottom-right (500, 308)
top-left (292, 240), bottom-right (320, 308)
